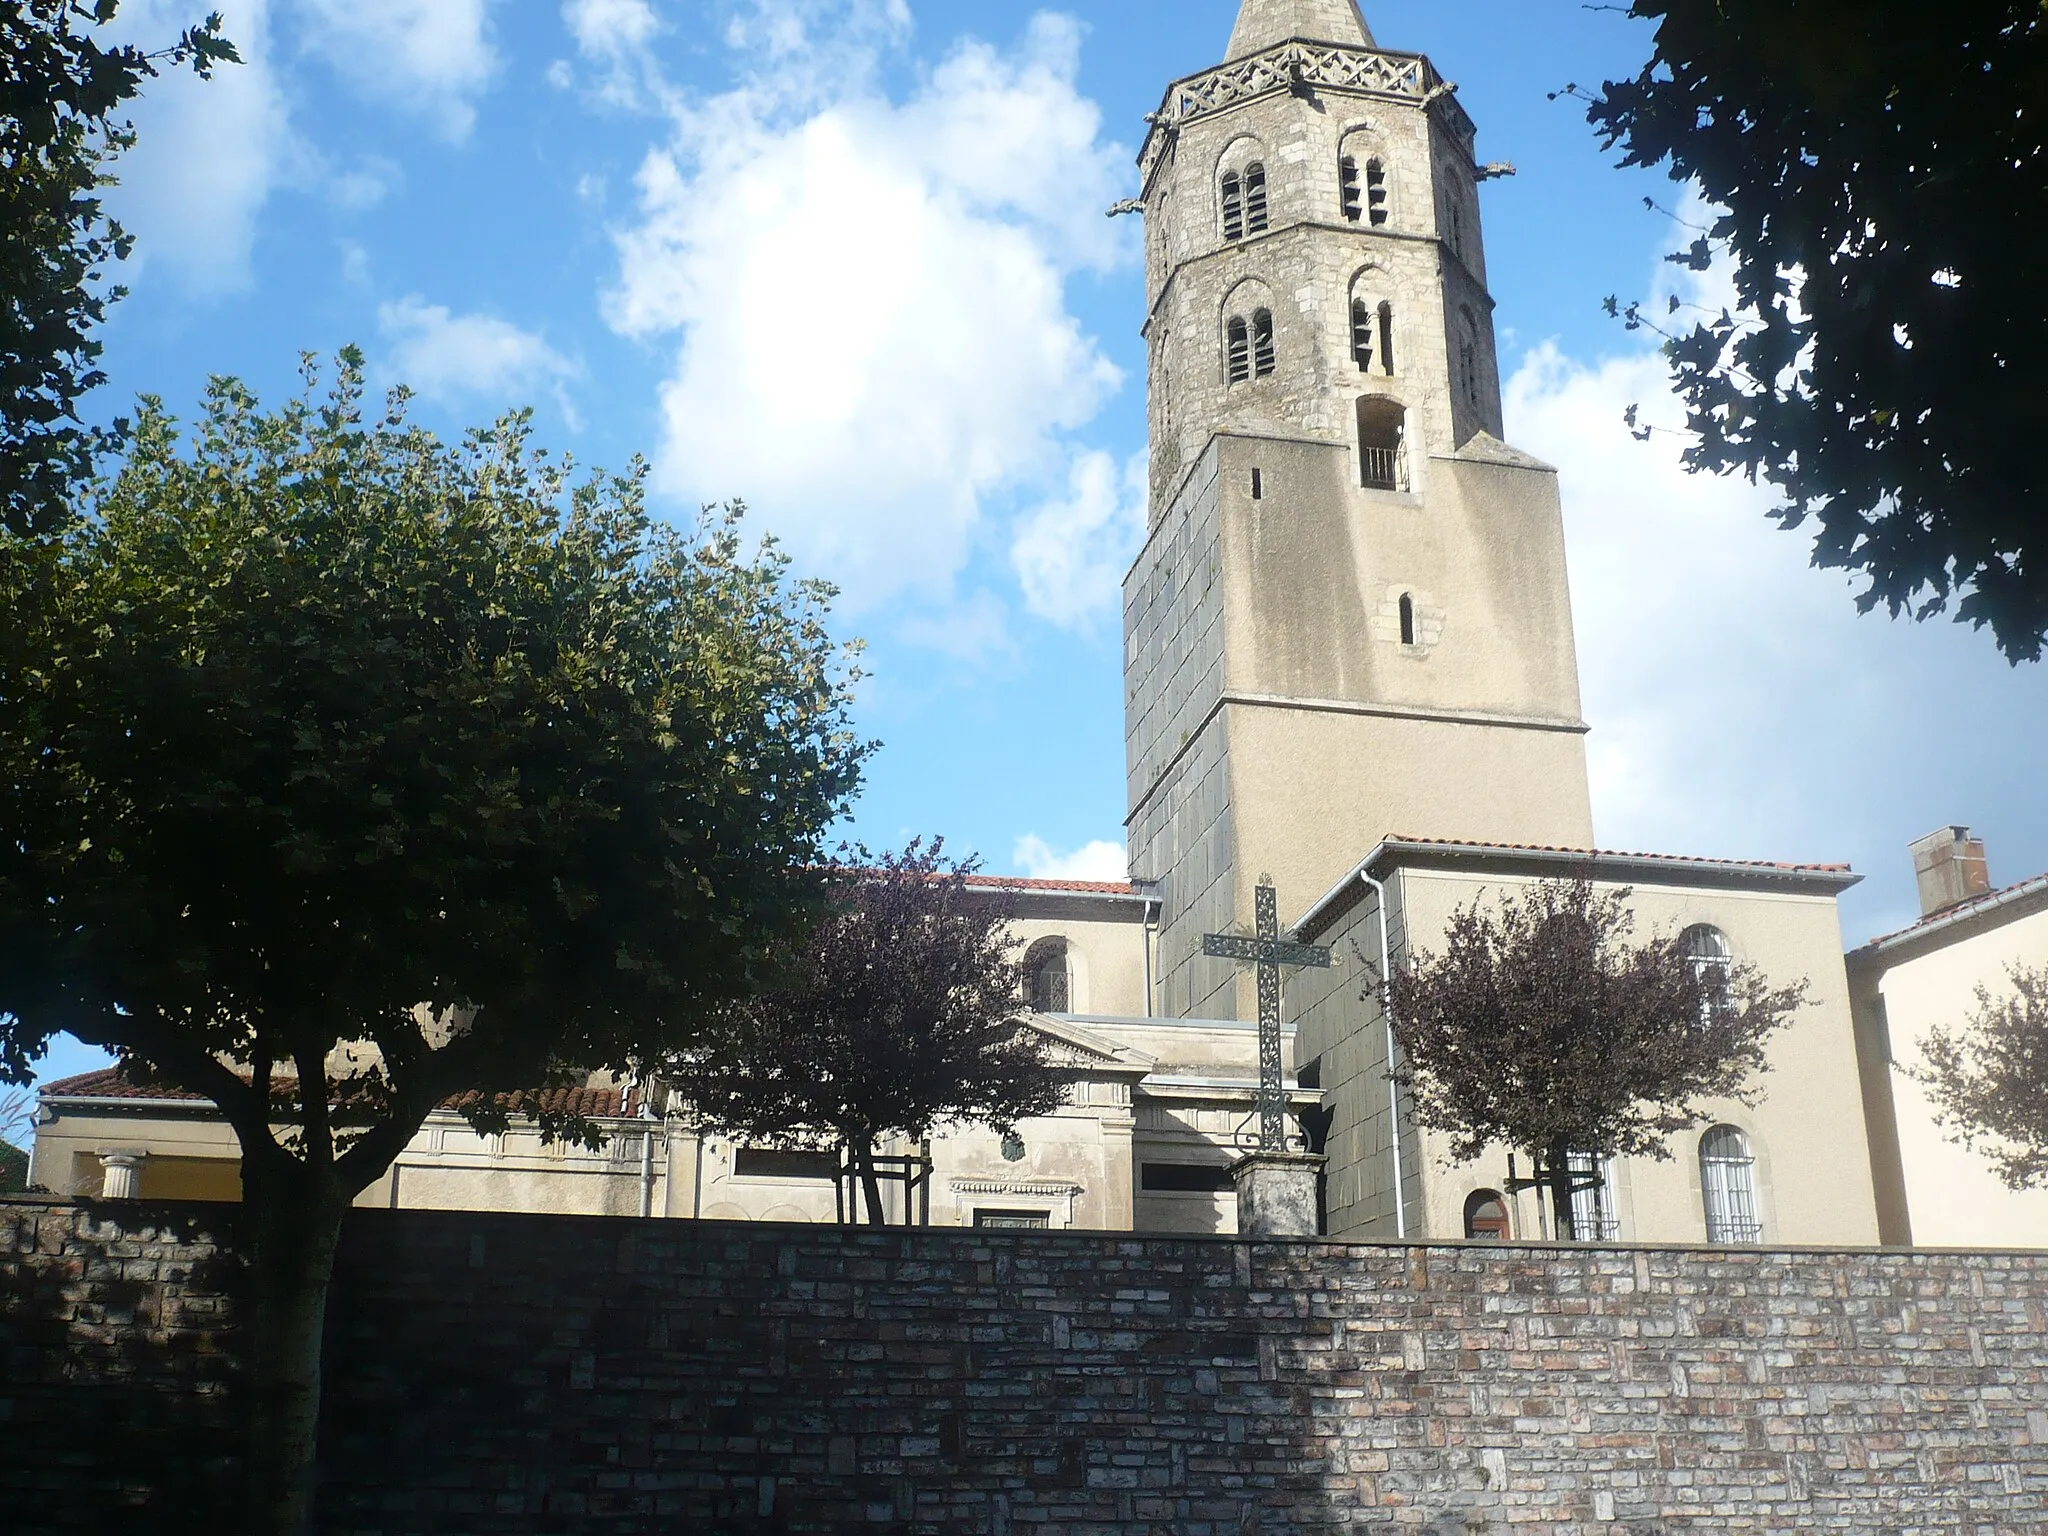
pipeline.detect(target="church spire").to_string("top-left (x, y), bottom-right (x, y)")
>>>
top-left (1224, 0), bottom-right (1375, 60)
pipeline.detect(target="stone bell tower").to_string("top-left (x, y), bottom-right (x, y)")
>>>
top-left (1125, 0), bottom-right (1597, 1019)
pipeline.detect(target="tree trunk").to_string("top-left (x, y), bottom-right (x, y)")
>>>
top-left (1546, 1139), bottom-right (1577, 1243)
top-left (851, 1138), bottom-right (887, 1226)
top-left (241, 1157), bottom-right (349, 1536)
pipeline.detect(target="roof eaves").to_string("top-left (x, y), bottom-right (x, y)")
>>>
top-left (1294, 837), bottom-right (1862, 935)
top-left (1849, 872), bottom-right (2048, 966)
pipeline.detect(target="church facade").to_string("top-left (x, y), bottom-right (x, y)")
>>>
top-left (27, 0), bottom-right (2007, 1250)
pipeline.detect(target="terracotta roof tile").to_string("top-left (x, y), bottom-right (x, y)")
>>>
top-left (38, 1067), bottom-right (638, 1118)
top-left (1382, 835), bottom-right (1854, 875)
top-left (965, 874), bottom-right (1142, 896)
top-left (1851, 870), bottom-right (2048, 954)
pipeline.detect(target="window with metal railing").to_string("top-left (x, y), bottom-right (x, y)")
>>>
top-left (1567, 1150), bottom-right (1622, 1241)
top-left (1700, 1126), bottom-right (1763, 1243)
top-left (1356, 397), bottom-right (1406, 491)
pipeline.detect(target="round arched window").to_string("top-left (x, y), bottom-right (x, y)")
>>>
top-left (1463, 1189), bottom-right (1511, 1242)
top-left (1024, 939), bottom-right (1071, 1015)
top-left (1699, 1124), bottom-right (1762, 1244)
top-left (1680, 924), bottom-right (1734, 1017)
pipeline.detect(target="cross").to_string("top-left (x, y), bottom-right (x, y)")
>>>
top-left (1202, 876), bottom-right (1331, 1152)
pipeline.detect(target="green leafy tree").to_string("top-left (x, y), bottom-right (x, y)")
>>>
top-left (1580, 2), bottom-right (2048, 660)
top-left (1382, 878), bottom-right (1806, 1239)
top-left (0, 354), bottom-right (867, 1534)
top-left (1914, 965), bottom-right (2048, 1188)
top-left (663, 840), bottom-right (1068, 1225)
top-left (2, 0), bottom-right (236, 536)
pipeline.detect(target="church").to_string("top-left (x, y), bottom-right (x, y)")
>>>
top-left (26, 0), bottom-right (2038, 1249)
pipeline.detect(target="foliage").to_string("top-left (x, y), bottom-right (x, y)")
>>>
top-left (1581, 2), bottom-right (2048, 661)
top-left (2, 0), bottom-right (236, 537)
top-left (1382, 878), bottom-right (1805, 1233)
top-left (0, 1084), bottom-right (32, 1189)
top-left (0, 352), bottom-right (867, 1530)
top-left (0, 1082), bottom-right (30, 1144)
top-left (663, 840), bottom-right (1068, 1224)
top-left (1914, 965), bottom-right (2048, 1189)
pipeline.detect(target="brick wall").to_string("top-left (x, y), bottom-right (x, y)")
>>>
top-left (5, 1198), bottom-right (2047, 1533)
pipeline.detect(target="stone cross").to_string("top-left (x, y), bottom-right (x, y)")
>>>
top-left (1202, 877), bottom-right (1330, 1152)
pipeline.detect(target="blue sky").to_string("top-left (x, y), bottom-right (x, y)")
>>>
top-left (27, 0), bottom-right (2048, 1085)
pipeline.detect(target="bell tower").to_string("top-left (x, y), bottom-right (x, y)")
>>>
top-left (1126, 0), bottom-right (1596, 1019)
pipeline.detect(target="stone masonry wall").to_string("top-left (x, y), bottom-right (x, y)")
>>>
top-left (4, 1196), bottom-right (2048, 1533)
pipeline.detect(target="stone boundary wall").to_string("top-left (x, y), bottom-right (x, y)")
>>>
top-left (4, 1197), bottom-right (2048, 1533)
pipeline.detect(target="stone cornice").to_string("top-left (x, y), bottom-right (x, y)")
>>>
top-left (1139, 42), bottom-right (1471, 190)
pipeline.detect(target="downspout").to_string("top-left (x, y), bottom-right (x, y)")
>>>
top-left (1141, 888), bottom-right (1160, 1017)
top-left (1360, 869), bottom-right (1407, 1240)
top-left (636, 1074), bottom-right (657, 1220)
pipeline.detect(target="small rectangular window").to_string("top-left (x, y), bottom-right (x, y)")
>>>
top-left (975, 1209), bottom-right (1050, 1229)
top-left (1250, 468), bottom-right (1263, 500)
top-left (734, 1148), bottom-right (839, 1181)
top-left (1142, 1163), bottom-right (1235, 1193)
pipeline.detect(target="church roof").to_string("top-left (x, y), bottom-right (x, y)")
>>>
top-left (1848, 870), bottom-right (2048, 966)
top-left (37, 1067), bottom-right (641, 1119)
top-left (1225, 0), bottom-right (1375, 60)
top-left (1295, 837), bottom-right (1862, 936)
top-left (964, 874), bottom-right (1146, 899)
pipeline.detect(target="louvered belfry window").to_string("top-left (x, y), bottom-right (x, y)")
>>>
top-left (1340, 157), bottom-right (1362, 221)
top-left (1252, 310), bottom-right (1276, 377)
top-left (1243, 163), bottom-right (1269, 234)
top-left (1226, 318), bottom-right (1251, 383)
top-left (1366, 159), bottom-right (1389, 225)
top-left (1221, 171), bottom-right (1245, 241)
top-left (1351, 300), bottom-right (1374, 371)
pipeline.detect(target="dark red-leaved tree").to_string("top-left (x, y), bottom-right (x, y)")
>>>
top-left (1382, 878), bottom-right (1806, 1238)
top-left (1914, 966), bottom-right (2048, 1189)
top-left (664, 840), bottom-right (1068, 1224)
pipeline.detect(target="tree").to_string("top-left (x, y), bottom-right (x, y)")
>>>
top-left (1914, 965), bottom-right (2048, 1189)
top-left (0, 1083), bottom-right (31, 1191)
top-left (2, 0), bottom-right (236, 537)
top-left (1581, 2), bottom-right (2048, 661)
top-left (1381, 878), bottom-right (1806, 1239)
top-left (663, 840), bottom-right (1069, 1226)
top-left (0, 354), bottom-right (867, 1535)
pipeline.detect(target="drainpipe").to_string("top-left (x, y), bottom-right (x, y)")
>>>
top-left (1360, 869), bottom-right (1407, 1240)
top-left (1141, 886), bottom-right (1160, 1017)
top-left (636, 1074), bottom-right (657, 1220)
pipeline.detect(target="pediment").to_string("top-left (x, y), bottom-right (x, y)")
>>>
top-left (1020, 1016), bottom-right (1157, 1076)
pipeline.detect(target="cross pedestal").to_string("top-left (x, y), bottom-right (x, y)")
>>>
top-left (1230, 1149), bottom-right (1325, 1238)
top-left (1203, 877), bottom-right (1331, 1239)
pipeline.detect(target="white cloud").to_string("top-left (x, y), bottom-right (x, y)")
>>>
top-left (295, 0), bottom-right (499, 140)
top-left (603, 10), bottom-right (1134, 613)
top-left (894, 589), bottom-right (1019, 665)
top-left (560, 0), bottom-right (664, 107)
top-left (378, 298), bottom-right (579, 416)
top-left (566, 0), bottom-right (659, 56)
top-left (1014, 834), bottom-right (1128, 883)
top-left (103, 0), bottom-right (297, 294)
top-left (1506, 300), bottom-right (2048, 941)
top-left (1013, 449), bottom-right (1146, 631)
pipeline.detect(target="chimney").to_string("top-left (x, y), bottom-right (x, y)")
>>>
top-left (1909, 826), bottom-right (1992, 917)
